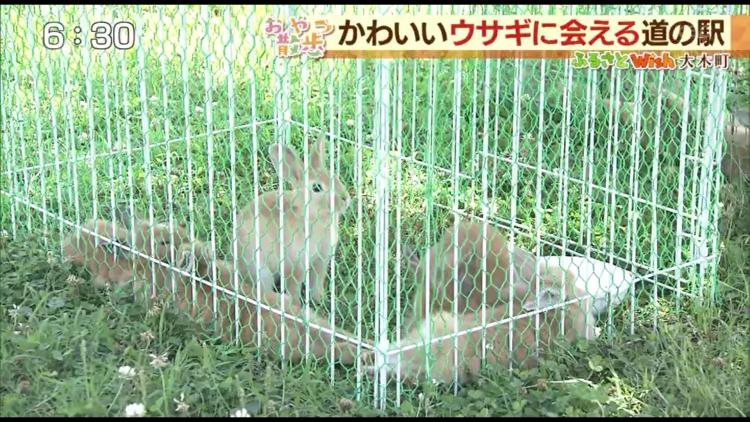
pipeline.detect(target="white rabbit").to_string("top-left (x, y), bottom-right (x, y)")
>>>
top-left (535, 255), bottom-right (637, 316)
top-left (236, 133), bottom-right (352, 305)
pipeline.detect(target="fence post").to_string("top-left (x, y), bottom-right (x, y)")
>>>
top-left (373, 6), bottom-right (392, 409)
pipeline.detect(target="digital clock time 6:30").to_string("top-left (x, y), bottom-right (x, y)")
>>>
top-left (43, 22), bottom-right (135, 50)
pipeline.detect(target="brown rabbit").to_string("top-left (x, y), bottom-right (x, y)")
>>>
top-left (722, 107), bottom-right (750, 184)
top-left (402, 221), bottom-right (554, 332)
top-left (62, 218), bottom-right (135, 289)
top-left (62, 213), bottom-right (362, 365)
top-left (174, 240), bottom-right (362, 364)
top-left (236, 133), bottom-right (352, 306)
top-left (61, 210), bottom-right (189, 294)
top-left (366, 266), bottom-right (598, 386)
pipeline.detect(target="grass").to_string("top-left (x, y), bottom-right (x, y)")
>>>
top-left (1, 200), bottom-right (748, 416)
top-left (2, 3), bottom-right (750, 417)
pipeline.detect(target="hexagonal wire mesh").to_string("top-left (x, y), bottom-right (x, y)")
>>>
top-left (0, 3), bottom-right (741, 412)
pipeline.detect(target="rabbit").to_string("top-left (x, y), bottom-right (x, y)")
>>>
top-left (61, 207), bottom-right (190, 294)
top-left (364, 266), bottom-right (599, 386)
top-left (722, 106), bottom-right (750, 184)
top-left (62, 213), bottom-right (362, 365)
top-left (401, 221), bottom-right (561, 333)
top-left (174, 240), bottom-right (362, 364)
top-left (62, 218), bottom-right (135, 289)
top-left (236, 133), bottom-right (352, 305)
top-left (534, 255), bottom-right (637, 316)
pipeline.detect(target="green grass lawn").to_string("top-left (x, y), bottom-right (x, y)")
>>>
top-left (0, 183), bottom-right (747, 416)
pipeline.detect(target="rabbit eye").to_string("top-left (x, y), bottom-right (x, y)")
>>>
top-left (312, 183), bottom-right (323, 193)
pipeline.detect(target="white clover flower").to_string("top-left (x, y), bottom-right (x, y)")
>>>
top-left (124, 403), bottom-right (146, 417)
top-left (230, 408), bottom-right (250, 417)
top-left (118, 365), bottom-right (137, 380)
top-left (195, 105), bottom-right (204, 113)
top-left (346, 119), bottom-right (354, 127)
top-left (140, 330), bottom-right (155, 343)
top-left (147, 304), bottom-right (161, 317)
top-left (8, 304), bottom-right (20, 319)
top-left (174, 393), bottom-right (189, 413)
top-left (66, 275), bottom-right (83, 287)
top-left (149, 352), bottom-right (169, 369)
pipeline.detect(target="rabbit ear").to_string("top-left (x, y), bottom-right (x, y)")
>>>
top-left (310, 133), bottom-right (328, 169)
top-left (522, 287), bottom-right (563, 312)
top-left (268, 143), bottom-right (304, 186)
